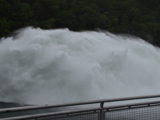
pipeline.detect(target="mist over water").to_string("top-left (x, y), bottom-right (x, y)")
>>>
top-left (0, 27), bottom-right (160, 105)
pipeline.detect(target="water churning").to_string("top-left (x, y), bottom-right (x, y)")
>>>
top-left (0, 27), bottom-right (160, 105)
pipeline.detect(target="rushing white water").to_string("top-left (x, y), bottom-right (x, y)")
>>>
top-left (0, 27), bottom-right (160, 105)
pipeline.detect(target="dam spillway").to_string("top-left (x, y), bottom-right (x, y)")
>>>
top-left (1, 28), bottom-right (160, 119)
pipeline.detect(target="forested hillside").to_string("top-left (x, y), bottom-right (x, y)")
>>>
top-left (0, 0), bottom-right (160, 46)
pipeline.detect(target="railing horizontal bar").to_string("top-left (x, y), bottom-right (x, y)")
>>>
top-left (1, 94), bottom-right (160, 113)
top-left (104, 100), bottom-right (160, 112)
top-left (0, 107), bottom-right (100, 120)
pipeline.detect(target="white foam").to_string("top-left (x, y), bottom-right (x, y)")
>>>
top-left (0, 27), bottom-right (160, 105)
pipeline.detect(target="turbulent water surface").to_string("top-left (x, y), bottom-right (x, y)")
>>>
top-left (0, 27), bottom-right (160, 105)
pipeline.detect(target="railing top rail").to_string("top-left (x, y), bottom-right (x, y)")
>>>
top-left (1, 94), bottom-right (160, 113)
top-left (105, 100), bottom-right (160, 111)
top-left (2, 100), bottom-right (160, 120)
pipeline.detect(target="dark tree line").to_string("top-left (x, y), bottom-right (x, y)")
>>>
top-left (0, 0), bottom-right (160, 46)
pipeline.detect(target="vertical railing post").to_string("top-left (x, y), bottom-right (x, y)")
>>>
top-left (98, 102), bottom-right (105, 120)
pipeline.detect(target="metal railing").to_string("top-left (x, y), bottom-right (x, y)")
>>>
top-left (1, 94), bottom-right (160, 120)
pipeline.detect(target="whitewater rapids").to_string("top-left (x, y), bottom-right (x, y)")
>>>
top-left (0, 27), bottom-right (160, 105)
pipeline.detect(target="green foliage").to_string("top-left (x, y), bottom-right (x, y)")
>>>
top-left (0, 0), bottom-right (160, 46)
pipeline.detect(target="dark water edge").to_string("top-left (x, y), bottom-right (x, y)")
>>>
top-left (0, 101), bottom-right (63, 119)
top-left (0, 101), bottom-right (25, 108)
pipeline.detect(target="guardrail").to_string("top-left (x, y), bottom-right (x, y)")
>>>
top-left (1, 94), bottom-right (160, 120)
